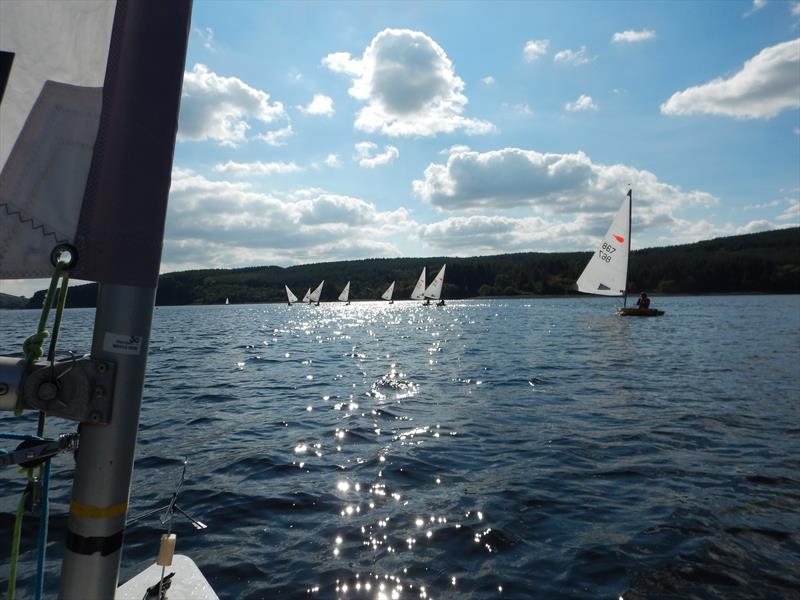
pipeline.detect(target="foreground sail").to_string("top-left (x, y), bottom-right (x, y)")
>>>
top-left (286, 285), bottom-right (298, 305)
top-left (410, 267), bottom-right (426, 300)
top-left (382, 281), bottom-right (395, 303)
top-left (576, 190), bottom-right (663, 316)
top-left (576, 192), bottom-right (631, 297)
top-left (338, 281), bottom-right (350, 304)
top-left (309, 280), bottom-right (324, 305)
top-left (424, 264), bottom-right (446, 306)
top-left (302, 287), bottom-right (311, 303)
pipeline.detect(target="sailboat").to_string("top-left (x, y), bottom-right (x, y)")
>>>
top-left (424, 264), bottom-right (447, 306)
top-left (576, 189), bottom-right (664, 316)
top-left (382, 281), bottom-right (395, 303)
top-left (309, 280), bottom-right (324, 306)
top-left (410, 267), bottom-right (426, 301)
top-left (285, 285), bottom-right (298, 305)
top-left (0, 2), bottom-right (213, 598)
top-left (225, 297), bottom-right (229, 305)
top-left (338, 281), bottom-right (351, 305)
top-left (301, 287), bottom-right (311, 303)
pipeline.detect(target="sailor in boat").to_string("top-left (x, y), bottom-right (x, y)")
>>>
top-left (636, 292), bottom-right (651, 309)
top-left (437, 299), bottom-right (445, 307)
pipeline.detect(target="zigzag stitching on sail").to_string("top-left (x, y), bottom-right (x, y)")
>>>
top-left (0, 201), bottom-right (69, 244)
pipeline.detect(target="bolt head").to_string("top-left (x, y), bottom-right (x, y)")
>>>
top-left (37, 381), bottom-right (59, 402)
top-left (0, 382), bottom-right (9, 396)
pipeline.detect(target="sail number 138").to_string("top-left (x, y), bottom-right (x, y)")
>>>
top-left (598, 242), bottom-right (616, 263)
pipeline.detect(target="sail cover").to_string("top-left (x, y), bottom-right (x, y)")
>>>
top-left (424, 264), bottom-right (446, 300)
top-left (338, 281), bottom-right (350, 302)
top-left (309, 280), bottom-right (324, 302)
top-left (0, 1), bottom-right (192, 287)
top-left (410, 267), bottom-right (426, 300)
top-left (381, 281), bottom-right (395, 301)
top-left (285, 285), bottom-right (298, 303)
top-left (576, 193), bottom-right (631, 296)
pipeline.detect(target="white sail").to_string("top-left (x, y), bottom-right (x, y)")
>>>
top-left (424, 264), bottom-right (446, 300)
top-left (576, 192), bottom-right (631, 296)
top-left (302, 288), bottom-right (311, 303)
top-left (410, 267), bottom-right (426, 300)
top-left (285, 285), bottom-right (298, 304)
top-left (225, 297), bottom-right (229, 305)
top-left (309, 280), bottom-right (324, 303)
top-left (381, 281), bottom-right (395, 301)
top-left (338, 281), bottom-right (350, 302)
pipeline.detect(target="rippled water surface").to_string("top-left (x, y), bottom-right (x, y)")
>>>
top-left (2, 296), bottom-right (800, 599)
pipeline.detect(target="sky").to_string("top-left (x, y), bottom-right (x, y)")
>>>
top-left (2, 0), bottom-right (799, 297)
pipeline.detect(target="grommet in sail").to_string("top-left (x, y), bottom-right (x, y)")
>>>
top-left (50, 243), bottom-right (78, 270)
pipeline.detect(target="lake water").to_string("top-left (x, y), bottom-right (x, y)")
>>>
top-left (2, 295), bottom-right (799, 599)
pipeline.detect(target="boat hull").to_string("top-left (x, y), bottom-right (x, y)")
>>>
top-left (618, 307), bottom-right (665, 317)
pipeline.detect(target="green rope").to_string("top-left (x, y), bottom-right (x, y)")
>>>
top-left (7, 262), bottom-right (71, 600)
top-left (6, 471), bottom-right (32, 600)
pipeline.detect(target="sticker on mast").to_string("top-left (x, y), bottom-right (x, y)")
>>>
top-left (103, 332), bottom-right (144, 355)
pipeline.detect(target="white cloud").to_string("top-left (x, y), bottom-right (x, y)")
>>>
top-left (354, 141), bottom-right (400, 168)
top-left (553, 46), bottom-right (596, 65)
top-left (611, 29), bottom-right (656, 43)
top-left (777, 198), bottom-right (800, 222)
top-left (162, 169), bottom-right (412, 271)
top-left (322, 28), bottom-right (494, 136)
top-left (524, 39), bottom-right (549, 62)
top-left (178, 64), bottom-right (288, 146)
top-left (744, 0), bottom-right (767, 17)
top-left (661, 39), bottom-right (800, 119)
top-left (324, 154), bottom-right (342, 167)
top-left (213, 160), bottom-right (303, 176)
top-left (566, 94), bottom-right (598, 112)
top-left (298, 94), bottom-right (335, 116)
top-left (481, 75), bottom-right (495, 85)
top-left (658, 218), bottom-right (783, 245)
top-left (193, 26), bottom-right (216, 51)
top-left (255, 125), bottom-right (294, 146)
top-left (412, 147), bottom-right (717, 232)
top-left (792, 2), bottom-right (800, 16)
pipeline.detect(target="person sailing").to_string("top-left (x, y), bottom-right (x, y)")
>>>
top-left (636, 292), bottom-right (651, 309)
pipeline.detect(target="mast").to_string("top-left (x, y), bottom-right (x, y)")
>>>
top-left (59, 2), bottom-right (192, 598)
top-left (623, 188), bottom-right (632, 308)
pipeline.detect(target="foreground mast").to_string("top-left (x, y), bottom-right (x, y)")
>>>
top-left (58, 3), bottom-right (192, 598)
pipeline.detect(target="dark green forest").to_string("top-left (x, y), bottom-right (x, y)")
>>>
top-left (18, 227), bottom-right (800, 309)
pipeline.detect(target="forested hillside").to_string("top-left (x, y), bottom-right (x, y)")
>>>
top-left (22, 227), bottom-right (800, 308)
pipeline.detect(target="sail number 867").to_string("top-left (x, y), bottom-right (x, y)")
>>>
top-left (598, 242), bottom-right (616, 263)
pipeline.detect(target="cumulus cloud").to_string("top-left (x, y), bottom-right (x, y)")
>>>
top-left (524, 39), bottom-right (549, 62)
top-left (411, 146), bottom-right (717, 233)
top-left (324, 154), bottom-right (342, 167)
top-left (661, 39), bottom-right (800, 119)
top-left (178, 64), bottom-right (288, 146)
top-left (213, 160), bottom-right (303, 176)
top-left (611, 29), bottom-right (656, 43)
top-left (256, 125), bottom-right (294, 146)
top-left (162, 169), bottom-right (412, 271)
top-left (481, 75), bottom-right (495, 85)
top-left (354, 141), bottom-right (400, 168)
top-left (777, 198), bottom-right (800, 222)
top-left (792, 2), bottom-right (800, 16)
top-left (322, 28), bottom-right (494, 136)
top-left (298, 94), bottom-right (335, 116)
top-left (566, 94), bottom-right (598, 112)
top-left (553, 46), bottom-right (596, 65)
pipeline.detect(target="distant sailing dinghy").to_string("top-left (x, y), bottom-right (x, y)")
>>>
top-left (424, 264), bottom-right (447, 306)
top-left (576, 190), bottom-right (664, 317)
top-left (225, 297), bottom-right (229, 305)
top-left (411, 267), bottom-right (427, 301)
top-left (309, 280), bottom-right (324, 306)
top-left (302, 288), bottom-right (311, 303)
top-left (382, 281), bottom-right (395, 303)
top-left (285, 285), bottom-right (298, 305)
top-left (338, 281), bottom-right (351, 305)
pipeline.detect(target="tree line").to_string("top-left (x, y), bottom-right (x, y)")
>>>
top-left (17, 227), bottom-right (800, 309)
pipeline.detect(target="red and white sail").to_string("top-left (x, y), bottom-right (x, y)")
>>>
top-left (576, 192), bottom-right (631, 296)
top-left (410, 267), bottom-right (426, 300)
top-left (424, 264), bottom-right (446, 300)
